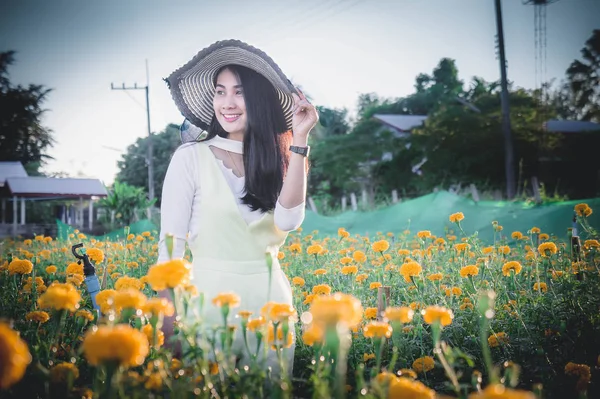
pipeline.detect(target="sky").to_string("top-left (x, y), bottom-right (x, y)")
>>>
top-left (1, 0), bottom-right (598, 185)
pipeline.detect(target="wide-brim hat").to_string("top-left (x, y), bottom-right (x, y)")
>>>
top-left (165, 39), bottom-right (297, 133)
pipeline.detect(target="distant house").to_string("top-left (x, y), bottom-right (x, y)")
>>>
top-left (0, 162), bottom-right (108, 237)
top-left (372, 114), bottom-right (429, 172)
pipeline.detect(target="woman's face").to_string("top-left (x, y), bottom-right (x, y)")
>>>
top-left (213, 68), bottom-right (247, 138)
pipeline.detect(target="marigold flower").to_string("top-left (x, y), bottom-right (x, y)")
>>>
top-left (353, 250), bottom-right (367, 263)
top-left (388, 376), bottom-right (436, 398)
top-left (302, 323), bottom-right (324, 346)
top-left (372, 240), bottom-right (390, 253)
top-left (412, 356), bottom-right (435, 374)
top-left (75, 309), bottom-right (95, 322)
top-left (460, 265), bottom-right (479, 278)
top-left (584, 239), bottom-right (600, 249)
top-left (261, 302), bottom-right (297, 323)
top-left (145, 259), bottom-right (191, 291)
top-left (309, 293), bottom-right (363, 328)
top-left (0, 323), bottom-right (32, 389)
top-left (340, 256), bottom-right (353, 265)
top-left (397, 249), bottom-right (410, 257)
top-left (449, 212), bottom-right (464, 223)
top-left (422, 305), bottom-right (453, 327)
top-left (511, 231), bottom-right (523, 240)
top-left (237, 310), bottom-right (252, 321)
top-left (363, 321), bottom-right (392, 338)
top-left (267, 322), bottom-right (293, 349)
top-left (307, 244), bottom-right (323, 255)
top-left (538, 242), bottom-right (558, 257)
top-left (355, 273), bottom-right (368, 283)
top-left (50, 362), bottom-right (79, 384)
top-left (292, 276), bottom-right (305, 286)
top-left (142, 324), bottom-right (164, 348)
top-left (8, 258), bottom-right (33, 275)
top-left (369, 282), bottom-right (382, 290)
top-left (289, 243), bottom-right (302, 253)
top-left (246, 317), bottom-right (266, 332)
top-left (383, 307), bottom-right (414, 324)
top-left (65, 262), bottom-right (84, 275)
top-left (364, 307), bottom-right (378, 319)
top-left (341, 265), bottom-right (358, 275)
top-left (460, 303), bottom-right (474, 311)
top-left (488, 332), bottom-right (509, 347)
top-left (82, 324), bottom-right (149, 367)
top-left (86, 248), bottom-right (105, 264)
top-left (564, 362), bottom-right (591, 392)
top-left (574, 203), bottom-right (593, 217)
top-left (533, 282), bottom-right (547, 293)
top-left (338, 228), bottom-right (350, 238)
top-left (212, 292), bottom-right (241, 308)
top-left (530, 227), bottom-right (541, 234)
top-left (95, 289), bottom-right (117, 314)
top-left (114, 289), bottom-right (147, 311)
top-left (313, 268), bottom-right (327, 276)
top-left (45, 265), bottom-right (57, 274)
top-left (427, 273), bottom-right (443, 282)
top-left (25, 311), bottom-right (50, 324)
top-left (497, 245), bottom-right (510, 255)
top-left (452, 287), bottom-right (463, 296)
top-left (502, 261), bottom-right (523, 276)
top-left (38, 283), bottom-right (81, 312)
top-left (22, 276), bottom-right (47, 293)
top-left (468, 384), bottom-right (535, 399)
top-left (363, 353), bottom-right (376, 362)
top-left (399, 261), bottom-right (422, 282)
top-left (538, 233), bottom-right (549, 241)
top-left (312, 284), bottom-right (331, 296)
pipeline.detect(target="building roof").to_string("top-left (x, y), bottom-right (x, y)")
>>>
top-left (0, 162), bottom-right (28, 186)
top-left (545, 120), bottom-right (600, 133)
top-left (5, 177), bottom-right (108, 198)
top-left (373, 114), bottom-right (428, 132)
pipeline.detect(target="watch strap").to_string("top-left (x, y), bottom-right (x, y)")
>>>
top-left (289, 145), bottom-right (310, 157)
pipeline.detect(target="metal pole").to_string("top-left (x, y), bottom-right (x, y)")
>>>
top-left (494, 0), bottom-right (516, 199)
top-left (145, 60), bottom-right (154, 203)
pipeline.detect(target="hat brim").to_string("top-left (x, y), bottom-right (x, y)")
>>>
top-left (166, 40), bottom-right (297, 132)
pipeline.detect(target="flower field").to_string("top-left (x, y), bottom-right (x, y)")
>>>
top-left (1, 207), bottom-right (599, 398)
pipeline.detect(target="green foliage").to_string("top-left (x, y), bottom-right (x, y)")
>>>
top-left (566, 29), bottom-right (600, 122)
top-left (115, 124), bottom-right (182, 206)
top-left (0, 51), bottom-right (55, 175)
top-left (98, 181), bottom-right (156, 227)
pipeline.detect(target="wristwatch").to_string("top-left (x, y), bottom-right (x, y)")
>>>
top-left (289, 145), bottom-right (310, 157)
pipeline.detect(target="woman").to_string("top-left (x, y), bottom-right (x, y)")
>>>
top-left (157, 40), bottom-right (318, 374)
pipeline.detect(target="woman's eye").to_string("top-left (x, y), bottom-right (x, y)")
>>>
top-left (216, 90), bottom-right (224, 95)
top-left (236, 90), bottom-right (243, 95)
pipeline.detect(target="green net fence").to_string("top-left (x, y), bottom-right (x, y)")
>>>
top-left (56, 191), bottom-right (600, 243)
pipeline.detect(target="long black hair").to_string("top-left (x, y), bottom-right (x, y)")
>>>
top-left (202, 65), bottom-right (292, 213)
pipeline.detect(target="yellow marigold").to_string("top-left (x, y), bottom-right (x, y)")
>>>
top-left (267, 322), bottom-right (293, 349)
top-left (460, 303), bottom-right (474, 311)
top-left (212, 292), bottom-right (241, 308)
top-left (353, 250), bottom-right (367, 263)
top-left (452, 287), bottom-right (462, 296)
top-left (533, 282), bottom-right (547, 293)
top-left (292, 276), bottom-right (305, 287)
top-left (22, 276), bottom-right (46, 293)
top-left (66, 262), bottom-right (83, 275)
top-left (314, 268), bottom-right (327, 275)
top-left (25, 310), bottom-right (50, 324)
top-left (82, 324), bottom-right (149, 367)
top-left (387, 376), bottom-right (435, 398)
top-left (412, 356), bottom-right (435, 374)
top-left (86, 248), bottom-right (104, 264)
top-left (497, 245), bottom-right (510, 255)
top-left (454, 243), bottom-right (470, 252)
top-left (143, 298), bottom-right (175, 318)
top-left (145, 259), bottom-right (191, 291)
top-left (488, 332), bottom-right (509, 348)
top-left (422, 305), bottom-right (453, 327)
top-left (246, 316), bottom-right (266, 332)
top-left (482, 246), bottom-right (494, 255)
top-left (38, 283), bottom-right (81, 312)
top-left (369, 282), bottom-right (382, 290)
top-left (449, 212), bottom-right (464, 223)
top-left (565, 362), bottom-right (591, 392)
top-left (75, 309), bottom-right (94, 322)
top-left (277, 251), bottom-right (285, 260)
top-left (538, 242), bottom-right (558, 257)
top-left (539, 233), bottom-right (549, 241)
top-left (511, 231), bottom-right (523, 240)
top-left (340, 256), bottom-right (353, 265)
top-left (142, 324), bottom-right (164, 348)
top-left (415, 230), bottom-right (431, 239)
top-left (50, 362), bottom-right (79, 384)
top-left (372, 240), bottom-right (390, 253)
top-left (114, 289), bottom-right (147, 311)
top-left (141, 231), bottom-right (152, 237)
top-left (45, 265), bottom-right (57, 274)
top-left (8, 258), bottom-right (33, 275)
top-left (502, 261), bottom-right (523, 276)
top-left (364, 307), bottom-right (378, 320)
top-left (399, 261), bottom-right (422, 282)
top-left (363, 321), bottom-right (392, 339)
top-left (460, 265), bottom-right (479, 278)
top-left (584, 239), bottom-right (600, 249)
top-left (397, 249), bottom-right (410, 256)
top-left (363, 353), bottom-right (376, 362)
top-left (338, 228), bottom-right (350, 238)
top-left (312, 284), bottom-right (331, 296)
top-left (23, 239), bottom-right (33, 246)
top-left (309, 293), bottom-right (363, 328)
top-left (530, 227), bottom-right (541, 234)
top-left (0, 323), bottom-right (32, 389)
top-left (355, 273), bottom-right (368, 283)
top-left (341, 265), bottom-right (358, 275)
top-left (95, 289), bottom-right (117, 314)
top-left (468, 384), bottom-right (536, 399)
top-left (261, 302), bottom-right (297, 323)
top-left (302, 324), bottom-right (324, 346)
top-left (574, 203), bottom-right (593, 217)
top-left (114, 276), bottom-right (144, 291)
top-left (427, 273), bottom-right (443, 282)
top-left (289, 243), bottom-right (302, 253)
top-left (383, 307), bottom-right (414, 324)
top-left (307, 244), bottom-right (323, 255)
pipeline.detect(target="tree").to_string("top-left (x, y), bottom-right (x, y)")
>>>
top-left (98, 181), bottom-right (156, 227)
top-left (0, 51), bottom-right (54, 175)
top-left (116, 124), bottom-right (181, 206)
top-left (566, 29), bottom-right (600, 122)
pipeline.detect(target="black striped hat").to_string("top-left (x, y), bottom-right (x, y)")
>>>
top-left (165, 39), bottom-right (297, 132)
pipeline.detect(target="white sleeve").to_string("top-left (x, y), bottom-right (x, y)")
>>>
top-left (157, 144), bottom-right (198, 263)
top-left (274, 199), bottom-right (305, 232)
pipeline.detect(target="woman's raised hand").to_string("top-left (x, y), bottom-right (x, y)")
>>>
top-left (291, 89), bottom-right (319, 138)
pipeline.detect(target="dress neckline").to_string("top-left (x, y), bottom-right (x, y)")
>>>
top-left (205, 135), bottom-right (243, 154)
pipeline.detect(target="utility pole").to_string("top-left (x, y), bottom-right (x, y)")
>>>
top-left (494, 0), bottom-right (516, 200)
top-left (111, 60), bottom-right (155, 205)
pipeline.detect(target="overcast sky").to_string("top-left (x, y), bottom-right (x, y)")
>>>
top-left (1, 0), bottom-right (598, 184)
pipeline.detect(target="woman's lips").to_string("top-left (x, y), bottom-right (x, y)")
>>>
top-left (222, 114), bottom-right (241, 122)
